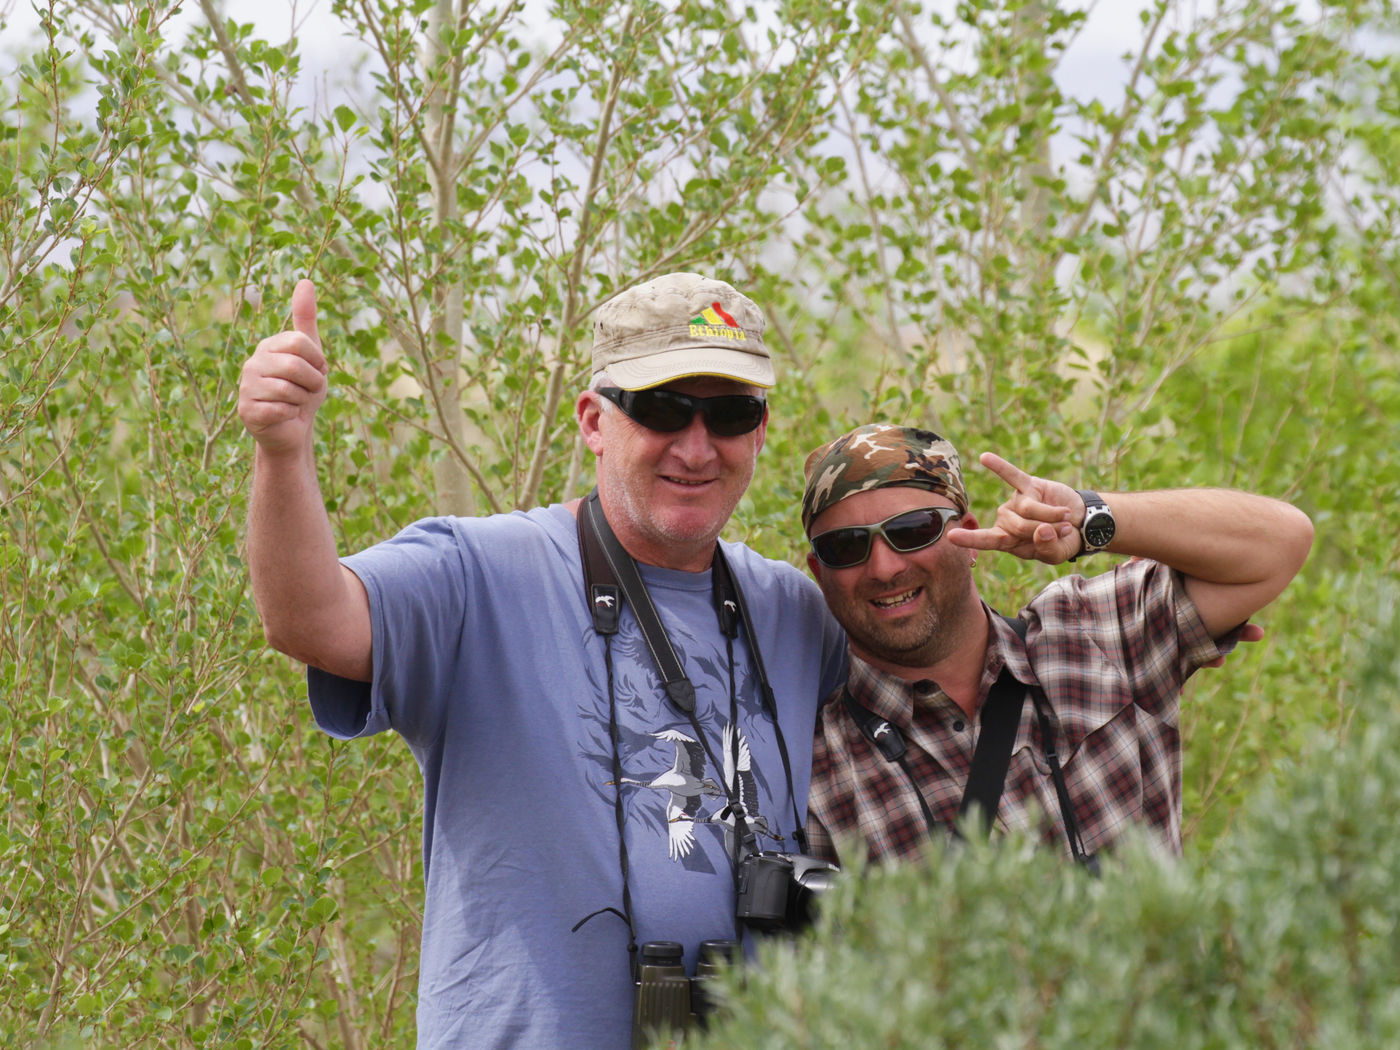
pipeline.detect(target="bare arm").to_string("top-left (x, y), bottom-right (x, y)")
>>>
top-left (239, 280), bottom-right (372, 681)
top-left (1103, 487), bottom-right (1312, 638)
top-left (948, 452), bottom-right (1313, 639)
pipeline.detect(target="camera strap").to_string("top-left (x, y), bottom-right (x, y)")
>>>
top-left (574, 490), bottom-right (805, 953)
top-left (842, 614), bottom-right (1099, 869)
top-left (839, 686), bottom-right (941, 835)
top-left (579, 490), bottom-right (697, 713)
top-left (710, 545), bottom-right (808, 854)
top-left (1026, 691), bottom-right (1099, 872)
top-left (957, 616), bottom-right (1030, 834)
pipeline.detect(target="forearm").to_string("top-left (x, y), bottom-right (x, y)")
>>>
top-left (1097, 488), bottom-right (1312, 635)
top-left (246, 442), bottom-right (372, 679)
top-left (1101, 489), bottom-right (1304, 581)
top-left (949, 454), bottom-right (1312, 639)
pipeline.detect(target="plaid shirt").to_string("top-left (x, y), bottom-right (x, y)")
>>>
top-left (807, 560), bottom-right (1238, 865)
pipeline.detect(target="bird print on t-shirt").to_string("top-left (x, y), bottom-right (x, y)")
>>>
top-left (685, 723), bottom-right (782, 855)
top-left (609, 729), bottom-right (722, 860)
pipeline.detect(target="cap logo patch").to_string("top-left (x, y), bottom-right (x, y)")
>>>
top-left (690, 302), bottom-right (746, 341)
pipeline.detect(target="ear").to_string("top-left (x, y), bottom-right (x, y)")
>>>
top-left (806, 549), bottom-right (823, 582)
top-left (577, 391), bottom-right (606, 455)
top-left (959, 511), bottom-right (979, 563)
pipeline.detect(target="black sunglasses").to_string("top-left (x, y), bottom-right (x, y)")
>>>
top-left (596, 386), bottom-right (766, 438)
top-left (810, 506), bottom-right (962, 569)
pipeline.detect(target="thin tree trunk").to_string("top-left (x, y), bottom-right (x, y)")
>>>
top-left (424, 0), bottom-right (474, 516)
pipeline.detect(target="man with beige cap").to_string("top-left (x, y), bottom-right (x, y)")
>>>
top-left (798, 424), bottom-right (1311, 867)
top-left (238, 273), bottom-right (845, 1049)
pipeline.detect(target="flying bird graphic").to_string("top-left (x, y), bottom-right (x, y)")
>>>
top-left (678, 724), bottom-right (781, 854)
top-left (611, 730), bottom-right (722, 860)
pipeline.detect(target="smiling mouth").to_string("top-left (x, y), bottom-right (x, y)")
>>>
top-left (870, 587), bottom-right (920, 609)
top-left (662, 475), bottom-right (714, 487)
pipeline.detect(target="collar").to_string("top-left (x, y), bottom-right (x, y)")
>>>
top-left (982, 604), bottom-right (1040, 690)
top-left (844, 654), bottom-right (937, 730)
top-left (844, 604), bottom-right (1043, 725)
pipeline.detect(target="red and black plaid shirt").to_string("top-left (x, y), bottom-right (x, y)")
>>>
top-left (807, 560), bottom-right (1238, 865)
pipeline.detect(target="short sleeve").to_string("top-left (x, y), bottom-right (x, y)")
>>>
top-left (307, 517), bottom-right (471, 749)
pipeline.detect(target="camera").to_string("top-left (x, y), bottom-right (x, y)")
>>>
top-left (734, 851), bottom-right (838, 933)
top-left (631, 939), bottom-right (739, 1049)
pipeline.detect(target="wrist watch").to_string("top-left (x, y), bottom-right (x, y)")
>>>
top-left (1069, 490), bottom-right (1115, 561)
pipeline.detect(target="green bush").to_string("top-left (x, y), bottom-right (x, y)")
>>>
top-left (685, 593), bottom-right (1400, 1049)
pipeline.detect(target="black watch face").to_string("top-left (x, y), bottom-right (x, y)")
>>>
top-left (1084, 511), bottom-right (1115, 549)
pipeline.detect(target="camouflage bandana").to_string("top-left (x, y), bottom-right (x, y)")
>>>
top-left (801, 423), bottom-right (967, 536)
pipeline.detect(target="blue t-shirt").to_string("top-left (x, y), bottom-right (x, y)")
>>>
top-left (308, 504), bottom-right (846, 1049)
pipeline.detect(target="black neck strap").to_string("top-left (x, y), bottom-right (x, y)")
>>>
top-left (709, 539), bottom-right (807, 854)
top-left (1026, 692), bottom-right (1099, 871)
top-left (840, 687), bottom-right (941, 835)
top-left (956, 618), bottom-right (1030, 833)
top-left (580, 492), bottom-right (696, 711)
top-left (574, 490), bottom-right (808, 952)
top-left (843, 615), bottom-right (1097, 868)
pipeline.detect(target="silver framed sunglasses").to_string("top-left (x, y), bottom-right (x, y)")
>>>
top-left (810, 506), bottom-right (962, 568)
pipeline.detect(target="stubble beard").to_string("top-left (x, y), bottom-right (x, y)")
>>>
top-left (605, 460), bottom-right (749, 564)
top-left (834, 556), bottom-right (974, 671)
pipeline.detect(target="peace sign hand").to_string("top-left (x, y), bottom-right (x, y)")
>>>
top-left (945, 452), bottom-right (1084, 564)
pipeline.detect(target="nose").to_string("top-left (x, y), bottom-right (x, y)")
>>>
top-left (863, 533), bottom-right (911, 579)
top-left (668, 412), bottom-right (718, 465)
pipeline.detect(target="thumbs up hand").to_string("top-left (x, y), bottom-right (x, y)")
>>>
top-left (238, 279), bottom-right (330, 455)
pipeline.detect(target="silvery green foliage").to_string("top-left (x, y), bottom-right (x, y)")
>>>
top-left (4, 0), bottom-right (1400, 1045)
top-left (685, 592), bottom-right (1400, 1050)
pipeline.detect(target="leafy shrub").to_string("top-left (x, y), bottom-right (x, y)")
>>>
top-left (685, 593), bottom-right (1400, 1049)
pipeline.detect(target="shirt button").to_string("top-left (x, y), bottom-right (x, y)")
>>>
top-left (913, 680), bottom-right (936, 696)
top-left (953, 720), bottom-right (966, 732)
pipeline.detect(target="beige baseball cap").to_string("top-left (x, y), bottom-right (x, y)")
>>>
top-left (591, 272), bottom-right (774, 391)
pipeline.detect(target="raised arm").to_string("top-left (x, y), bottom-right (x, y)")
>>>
top-left (947, 452), bottom-right (1313, 639)
top-left (238, 280), bottom-right (372, 681)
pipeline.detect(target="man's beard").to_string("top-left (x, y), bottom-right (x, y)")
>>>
top-left (830, 555), bottom-right (974, 671)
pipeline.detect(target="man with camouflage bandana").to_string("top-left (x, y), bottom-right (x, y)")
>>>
top-left (800, 423), bottom-right (1312, 864)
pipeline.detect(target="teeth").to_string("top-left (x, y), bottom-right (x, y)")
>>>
top-left (872, 589), bottom-right (918, 608)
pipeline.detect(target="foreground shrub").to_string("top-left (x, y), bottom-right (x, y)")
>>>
top-left (687, 599), bottom-right (1400, 1049)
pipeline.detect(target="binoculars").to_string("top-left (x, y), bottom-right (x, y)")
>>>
top-left (631, 852), bottom-right (839, 1046)
top-left (631, 939), bottom-right (738, 1049)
